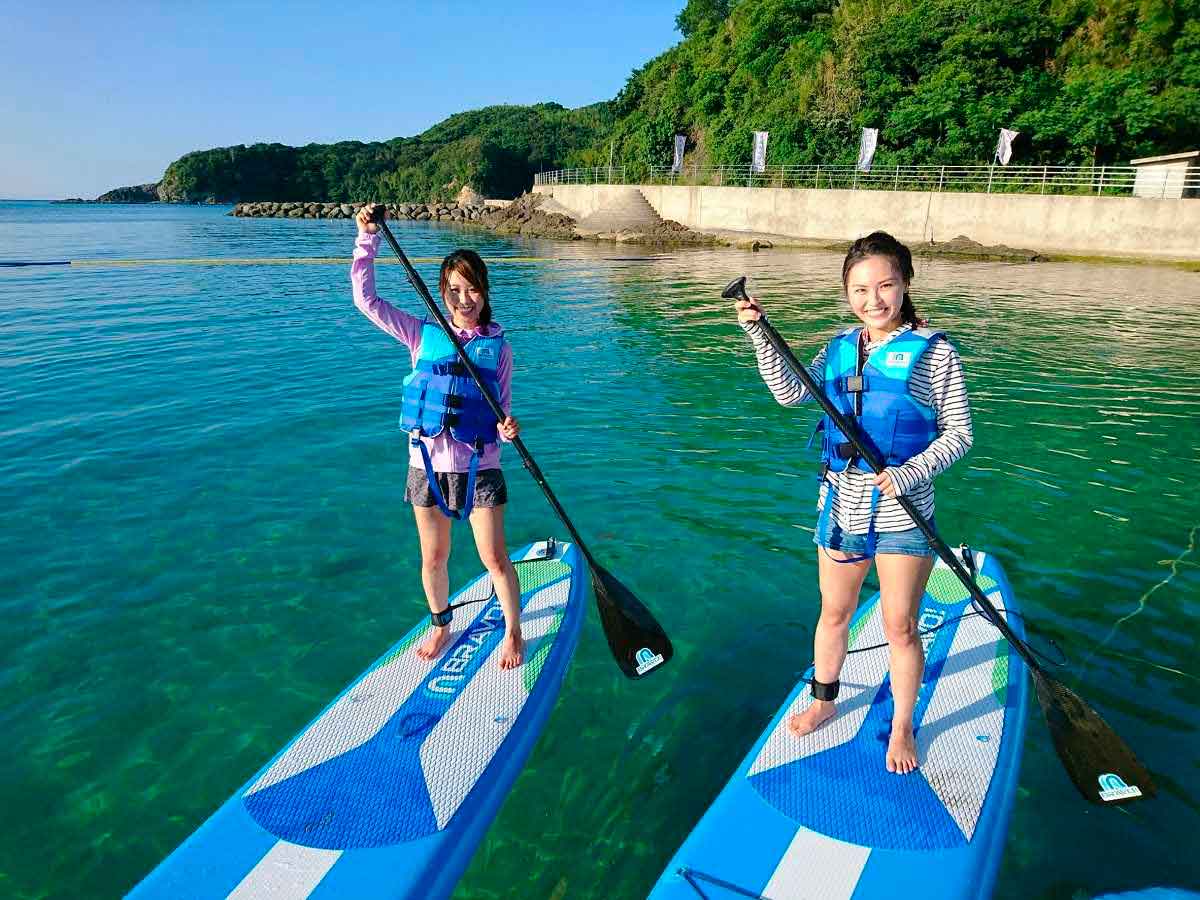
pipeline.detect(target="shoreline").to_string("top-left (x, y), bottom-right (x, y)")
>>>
top-left (218, 197), bottom-right (1200, 270)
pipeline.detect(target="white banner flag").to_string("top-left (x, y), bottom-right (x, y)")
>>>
top-left (752, 131), bottom-right (768, 173)
top-left (995, 128), bottom-right (1019, 166)
top-left (857, 128), bottom-right (879, 172)
top-left (672, 134), bottom-right (686, 173)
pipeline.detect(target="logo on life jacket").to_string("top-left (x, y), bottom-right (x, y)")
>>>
top-left (1098, 773), bottom-right (1142, 802)
top-left (885, 351), bottom-right (913, 366)
top-left (634, 647), bottom-right (664, 675)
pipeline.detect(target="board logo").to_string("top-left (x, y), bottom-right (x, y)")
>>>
top-left (886, 351), bottom-right (912, 367)
top-left (424, 601), bottom-right (506, 698)
top-left (1097, 773), bottom-right (1142, 802)
top-left (917, 606), bottom-right (945, 654)
top-left (634, 647), bottom-right (664, 676)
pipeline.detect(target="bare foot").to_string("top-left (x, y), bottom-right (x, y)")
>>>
top-left (498, 630), bottom-right (525, 670)
top-left (787, 699), bottom-right (836, 737)
top-left (886, 725), bottom-right (919, 774)
top-left (416, 625), bottom-right (452, 661)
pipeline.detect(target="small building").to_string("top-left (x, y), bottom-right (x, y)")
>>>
top-left (1130, 150), bottom-right (1199, 199)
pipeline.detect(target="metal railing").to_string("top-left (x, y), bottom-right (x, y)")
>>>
top-left (535, 166), bottom-right (627, 185)
top-left (536, 164), bottom-right (1199, 198)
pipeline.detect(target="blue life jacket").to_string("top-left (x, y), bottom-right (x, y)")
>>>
top-left (398, 322), bottom-right (506, 521)
top-left (399, 322), bottom-right (504, 448)
top-left (818, 326), bottom-right (943, 473)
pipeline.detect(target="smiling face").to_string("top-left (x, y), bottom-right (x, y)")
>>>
top-left (444, 269), bottom-right (485, 329)
top-left (844, 254), bottom-right (907, 338)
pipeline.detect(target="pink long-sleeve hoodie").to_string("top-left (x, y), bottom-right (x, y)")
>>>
top-left (351, 232), bottom-right (512, 474)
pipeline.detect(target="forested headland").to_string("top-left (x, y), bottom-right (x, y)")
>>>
top-left (140, 0), bottom-right (1198, 203)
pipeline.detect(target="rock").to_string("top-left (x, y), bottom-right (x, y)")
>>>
top-left (455, 185), bottom-right (485, 205)
top-left (916, 235), bottom-right (1043, 262)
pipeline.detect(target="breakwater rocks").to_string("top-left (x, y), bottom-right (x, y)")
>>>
top-left (230, 201), bottom-right (492, 222)
top-left (228, 192), bottom-right (715, 246)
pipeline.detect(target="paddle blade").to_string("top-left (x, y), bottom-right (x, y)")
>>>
top-left (1034, 671), bottom-right (1156, 805)
top-left (591, 564), bottom-right (673, 680)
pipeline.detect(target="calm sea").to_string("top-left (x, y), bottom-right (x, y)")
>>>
top-left (1, 201), bottom-right (1197, 899)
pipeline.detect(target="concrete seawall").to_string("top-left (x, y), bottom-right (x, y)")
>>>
top-left (533, 183), bottom-right (1200, 260)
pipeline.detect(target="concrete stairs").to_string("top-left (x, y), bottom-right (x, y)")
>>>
top-left (576, 188), bottom-right (663, 232)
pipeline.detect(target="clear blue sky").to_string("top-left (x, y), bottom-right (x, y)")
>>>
top-left (1, 1), bottom-right (683, 199)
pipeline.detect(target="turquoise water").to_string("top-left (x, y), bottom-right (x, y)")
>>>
top-left (1, 201), bottom-right (1197, 899)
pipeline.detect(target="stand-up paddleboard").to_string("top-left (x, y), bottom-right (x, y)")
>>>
top-left (651, 549), bottom-right (1029, 900)
top-left (130, 538), bottom-right (584, 900)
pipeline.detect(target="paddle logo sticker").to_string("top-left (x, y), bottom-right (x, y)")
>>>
top-left (1098, 773), bottom-right (1143, 802)
top-left (634, 647), bottom-right (664, 676)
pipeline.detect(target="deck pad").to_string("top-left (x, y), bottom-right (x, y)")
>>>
top-left (130, 539), bottom-right (586, 900)
top-left (651, 549), bottom-right (1029, 900)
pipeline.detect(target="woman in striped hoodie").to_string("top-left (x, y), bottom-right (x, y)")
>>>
top-left (734, 231), bottom-right (973, 775)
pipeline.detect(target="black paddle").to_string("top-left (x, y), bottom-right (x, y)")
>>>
top-left (368, 210), bottom-right (673, 679)
top-left (723, 275), bottom-right (1155, 805)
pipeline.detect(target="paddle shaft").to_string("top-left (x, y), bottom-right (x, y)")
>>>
top-left (375, 221), bottom-right (600, 570)
top-left (748, 314), bottom-right (1045, 675)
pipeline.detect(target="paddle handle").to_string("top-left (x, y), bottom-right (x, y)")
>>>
top-left (744, 309), bottom-right (1043, 674)
top-left (375, 220), bottom-right (599, 569)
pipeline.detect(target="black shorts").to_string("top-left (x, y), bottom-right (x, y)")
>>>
top-left (404, 467), bottom-right (508, 511)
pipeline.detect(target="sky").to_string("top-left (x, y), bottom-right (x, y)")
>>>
top-left (0, 1), bottom-right (683, 199)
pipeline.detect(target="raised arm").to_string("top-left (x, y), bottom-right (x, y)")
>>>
top-left (351, 210), bottom-right (422, 348)
top-left (740, 319), bottom-right (825, 407)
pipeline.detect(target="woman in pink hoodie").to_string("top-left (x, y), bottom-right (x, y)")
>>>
top-left (352, 206), bottom-right (525, 669)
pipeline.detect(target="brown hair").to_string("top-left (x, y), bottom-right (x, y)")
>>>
top-left (439, 249), bottom-right (492, 327)
top-left (841, 231), bottom-right (924, 328)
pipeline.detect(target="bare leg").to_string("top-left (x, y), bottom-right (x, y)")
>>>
top-left (468, 504), bottom-right (524, 669)
top-left (413, 505), bottom-right (454, 661)
top-left (788, 548), bottom-right (871, 737)
top-left (876, 552), bottom-right (935, 774)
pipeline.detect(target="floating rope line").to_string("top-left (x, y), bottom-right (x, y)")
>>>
top-left (1081, 523), bottom-right (1198, 672)
top-left (1, 256), bottom-right (559, 268)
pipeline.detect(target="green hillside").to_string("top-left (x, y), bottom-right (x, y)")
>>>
top-left (156, 102), bottom-right (610, 203)
top-left (150, 0), bottom-right (1198, 201)
top-left (604, 0), bottom-right (1199, 175)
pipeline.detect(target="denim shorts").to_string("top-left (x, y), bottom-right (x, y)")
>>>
top-left (812, 514), bottom-right (936, 558)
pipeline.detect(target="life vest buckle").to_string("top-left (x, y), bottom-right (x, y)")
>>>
top-left (844, 375), bottom-right (864, 393)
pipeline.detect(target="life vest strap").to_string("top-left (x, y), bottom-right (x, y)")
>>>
top-left (413, 359), bottom-right (469, 377)
top-left (816, 478), bottom-right (873, 564)
top-left (410, 429), bottom-right (480, 521)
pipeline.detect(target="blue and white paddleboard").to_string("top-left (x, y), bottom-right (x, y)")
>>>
top-left (130, 538), bottom-right (585, 900)
top-left (651, 549), bottom-right (1029, 900)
